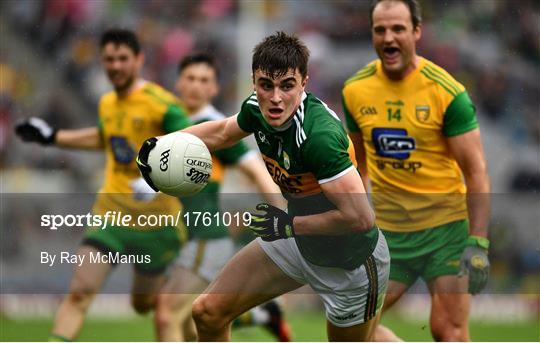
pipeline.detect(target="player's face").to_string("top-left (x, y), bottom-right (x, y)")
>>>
top-left (176, 63), bottom-right (218, 114)
top-left (101, 43), bottom-right (143, 92)
top-left (372, 0), bottom-right (421, 79)
top-left (253, 69), bottom-right (308, 128)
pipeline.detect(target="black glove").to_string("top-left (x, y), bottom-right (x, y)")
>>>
top-left (459, 236), bottom-right (490, 294)
top-left (135, 137), bottom-right (159, 192)
top-left (248, 203), bottom-right (294, 242)
top-left (15, 117), bottom-right (57, 145)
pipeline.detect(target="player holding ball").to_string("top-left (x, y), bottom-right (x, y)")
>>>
top-left (137, 31), bottom-right (390, 342)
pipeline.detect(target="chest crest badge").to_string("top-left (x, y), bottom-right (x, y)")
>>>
top-left (283, 151), bottom-right (291, 170)
top-left (415, 105), bottom-right (430, 122)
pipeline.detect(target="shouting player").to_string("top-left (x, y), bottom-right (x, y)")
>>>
top-left (342, 0), bottom-right (491, 340)
top-left (137, 31), bottom-right (390, 341)
top-left (15, 29), bottom-right (190, 341)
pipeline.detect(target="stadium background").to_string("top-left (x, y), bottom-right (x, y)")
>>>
top-left (0, 0), bottom-right (538, 341)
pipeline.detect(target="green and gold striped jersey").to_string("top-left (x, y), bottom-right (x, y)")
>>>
top-left (237, 91), bottom-right (379, 270)
top-left (94, 81), bottom-right (190, 230)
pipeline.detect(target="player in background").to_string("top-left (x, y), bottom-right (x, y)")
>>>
top-left (342, 0), bottom-right (491, 340)
top-left (154, 52), bottom-right (291, 341)
top-left (14, 29), bottom-right (191, 341)
top-left (137, 31), bottom-right (390, 341)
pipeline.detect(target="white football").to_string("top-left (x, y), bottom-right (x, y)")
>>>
top-left (147, 132), bottom-right (212, 197)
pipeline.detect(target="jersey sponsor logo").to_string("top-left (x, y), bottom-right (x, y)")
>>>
top-left (109, 136), bottom-right (135, 164)
top-left (186, 158), bottom-right (212, 169)
top-left (360, 106), bottom-right (378, 115)
top-left (372, 128), bottom-right (416, 159)
top-left (262, 155), bottom-right (320, 196)
top-left (375, 159), bottom-right (422, 172)
top-left (186, 168), bottom-right (210, 184)
top-left (160, 149), bottom-right (171, 171)
top-left (415, 105), bottom-right (430, 122)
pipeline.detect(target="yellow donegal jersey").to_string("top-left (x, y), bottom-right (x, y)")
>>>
top-left (93, 81), bottom-right (191, 228)
top-left (342, 57), bottom-right (479, 232)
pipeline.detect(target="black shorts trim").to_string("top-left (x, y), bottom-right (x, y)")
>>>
top-left (364, 254), bottom-right (379, 322)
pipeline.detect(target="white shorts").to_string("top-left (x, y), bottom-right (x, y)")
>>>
top-left (176, 238), bottom-right (236, 282)
top-left (258, 230), bottom-right (390, 327)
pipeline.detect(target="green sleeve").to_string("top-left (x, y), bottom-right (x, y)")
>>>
top-left (342, 94), bottom-right (360, 133)
top-left (97, 118), bottom-right (103, 134)
top-left (236, 100), bottom-right (255, 133)
top-left (97, 118), bottom-right (105, 143)
top-left (443, 91), bottom-right (479, 137)
top-left (214, 140), bottom-right (251, 165)
top-left (163, 104), bottom-right (191, 133)
top-left (302, 129), bottom-right (353, 181)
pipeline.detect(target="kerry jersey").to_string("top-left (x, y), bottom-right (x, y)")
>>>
top-left (237, 92), bottom-right (379, 270)
top-left (181, 105), bottom-right (251, 240)
top-left (342, 57), bottom-right (478, 232)
top-left (94, 81), bottom-right (191, 227)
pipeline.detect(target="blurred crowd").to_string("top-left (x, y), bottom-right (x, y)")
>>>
top-left (1, 0), bottom-right (539, 292)
top-left (2, 0), bottom-right (539, 172)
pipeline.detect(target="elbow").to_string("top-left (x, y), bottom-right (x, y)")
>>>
top-left (344, 209), bottom-right (375, 233)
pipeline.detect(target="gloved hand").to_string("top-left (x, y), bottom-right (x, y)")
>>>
top-left (15, 117), bottom-right (57, 145)
top-left (135, 137), bottom-right (159, 192)
top-left (248, 203), bottom-right (294, 242)
top-left (130, 177), bottom-right (158, 201)
top-left (459, 236), bottom-right (490, 294)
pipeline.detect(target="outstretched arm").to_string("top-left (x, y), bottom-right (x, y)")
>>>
top-left (55, 127), bottom-right (103, 150)
top-left (15, 117), bottom-right (103, 150)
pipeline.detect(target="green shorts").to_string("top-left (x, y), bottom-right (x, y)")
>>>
top-left (83, 225), bottom-right (181, 275)
top-left (381, 219), bottom-right (468, 286)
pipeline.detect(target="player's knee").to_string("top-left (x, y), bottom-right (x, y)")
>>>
top-left (67, 287), bottom-right (97, 310)
top-left (131, 294), bottom-right (155, 314)
top-left (192, 295), bottom-right (229, 331)
top-left (431, 321), bottom-right (468, 341)
top-left (373, 324), bottom-right (401, 342)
